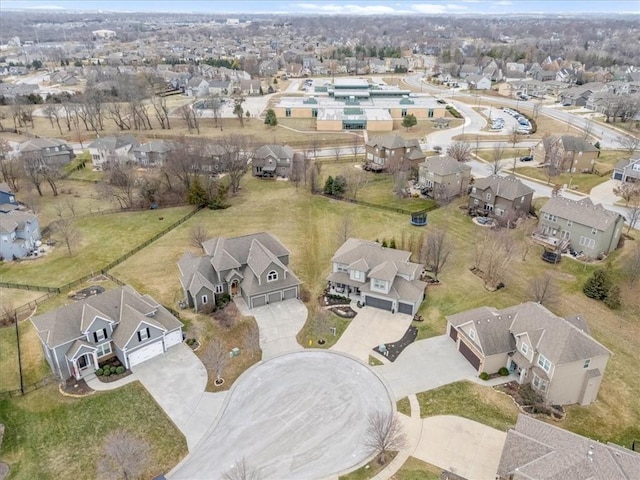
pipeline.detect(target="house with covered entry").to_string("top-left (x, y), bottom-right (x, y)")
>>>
top-left (447, 302), bottom-right (611, 405)
top-left (327, 238), bottom-right (426, 316)
top-left (31, 286), bottom-right (184, 380)
top-left (536, 196), bottom-right (624, 258)
top-left (364, 134), bottom-right (425, 172)
top-left (178, 232), bottom-right (301, 311)
top-left (252, 144), bottom-right (300, 178)
top-left (468, 175), bottom-right (533, 218)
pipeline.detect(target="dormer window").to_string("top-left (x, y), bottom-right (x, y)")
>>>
top-left (137, 328), bottom-right (150, 341)
top-left (94, 329), bottom-right (107, 342)
top-left (267, 270), bottom-right (278, 282)
top-left (521, 342), bottom-right (528, 355)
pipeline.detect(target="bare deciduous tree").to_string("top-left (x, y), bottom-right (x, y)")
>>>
top-left (509, 126), bottom-right (519, 148)
top-left (350, 133), bottom-right (363, 159)
top-left (623, 244), bottom-right (640, 285)
top-left (343, 166), bottom-right (369, 200)
top-left (491, 142), bottom-right (505, 174)
top-left (336, 214), bottom-right (352, 245)
top-left (43, 104), bottom-right (63, 135)
top-left (244, 324), bottom-right (261, 361)
top-left (0, 139), bottom-right (21, 191)
top-left (151, 94), bottom-right (171, 130)
top-left (613, 182), bottom-right (640, 234)
top-left (424, 228), bottom-right (452, 280)
top-left (96, 430), bottom-right (150, 480)
top-left (233, 95), bottom-right (245, 127)
top-left (179, 104), bottom-right (200, 134)
top-left (473, 229), bottom-right (515, 289)
top-left (205, 338), bottom-right (228, 384)
top-left (53, 218), bottom-right (81, 256)
top-left (363, 411), bottom-right (408, 465)
top-left (222, 458), bottom-right (261, 480)
top-left (446, 141), bottom-right (471, 162)
top-left (530, 272), bottom-right (558, 306)
top-left (620, 135), bottom-right (640, 157)
top-left (220, 135), bottom-right (251, 195)
top-left (516, 217), bottom-right (537, 261)
top-left (309, 161), bottom-right (322, 193)
top-left (190, 224), bottom-right (209, 251)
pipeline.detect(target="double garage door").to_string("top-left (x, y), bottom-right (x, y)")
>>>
top-left (128, 341), bottom-right (164, 368)
top-left (365, 296), bottom-right (393, 311)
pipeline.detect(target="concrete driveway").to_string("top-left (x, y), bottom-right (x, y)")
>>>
top-left (331, 306), bottom-right (413, 362)
top-left (413, 415), bottom-right (507, 480)
top-left (374, 335), bottom-right (478, 399)
top-left (235, 298), bottom-right (307, 359)
top-left (169, 350), bottom-right (393, 480)
top-left (132, 343), bottom-right (227, 451)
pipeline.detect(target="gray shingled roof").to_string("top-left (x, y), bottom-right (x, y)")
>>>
top-left (0, 210), bottom-right (37, 234)
top-left (420, 155), bottom-right (472, 176)
top-left (543, 135), bottom-right (598, 153)
top-left (365, 133), bottom-right (420, 150)
top-left (88, 135), bottom-right (138, 151)
top-left (19, 138), bottom-right (70, 152)
top-left (540, 196), bottom-right (623, 231)
top-left (498, 414), bottom-right (640, 480)
top-left (447, 307), bottom-right (513, 356)
top-left (473, 175), bottom-right (534, 200)
top-left (133, 140), bottom-right (172, 154)
top-left (254, 144), bottom-right (294, 161)
top-left (31, 286), bottom-right (182, 348)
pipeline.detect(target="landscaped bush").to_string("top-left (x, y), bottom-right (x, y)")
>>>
top-left (479, 372), bottom-right (490, 381)
top-left (95, 368), bottom-right (104, 376)
top-left (446, 105), bottom-right (462, 118)
top-left (583, 268), bottom-right (611, 300)
top-left (103, 369), bottom-right (111, 376)
top-left (109, 366), bottom-right (117, 374)
top-left (499, 367), bottom-right (509, 376)
top-left (115, 366), bottom-right (125, 374)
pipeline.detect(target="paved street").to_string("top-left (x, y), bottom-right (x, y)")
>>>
top-left (374, 335), bottom-right (478, 399)
top-left (169, 350), bottom-right (393, 480)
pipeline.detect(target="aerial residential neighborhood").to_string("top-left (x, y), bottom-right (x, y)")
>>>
top-left (0, 1), bottom-right (640, 480)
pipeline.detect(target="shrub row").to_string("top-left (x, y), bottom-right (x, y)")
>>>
top-left (95, 365), bottom-right (126, 376)
top-left (446, 105), bottom-right (462, 118)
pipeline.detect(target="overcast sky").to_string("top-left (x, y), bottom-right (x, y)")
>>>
top-left (1, 0), bottom-right (639, 15)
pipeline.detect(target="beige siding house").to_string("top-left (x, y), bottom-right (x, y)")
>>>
top-left (364, 134), bottom-right (425, 172)
top-left (537, 196), bottom-right (624, 258)
top-left (533, 135), bottom-right (599, 173)
top-left (418, 155), bottom-right (472, 201)
top-left (447, 302), bottom-right (611, 406)
top-left (468, 175), bottom-right (533, 217)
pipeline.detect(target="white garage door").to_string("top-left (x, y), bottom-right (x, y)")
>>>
top-left (128, 341), bottom-right (164, 368)
top-left (164, 330), bottom-right (182, 349)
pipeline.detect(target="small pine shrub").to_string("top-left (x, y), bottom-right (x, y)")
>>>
top-left (604, 284), bottom-right (621, 309)
top-left (103, 369), bottom-right (111, 377)
top-left (95, 368), bottom-right (104, 376)
top-left (499, 367), bottom-right (509, 376)
top-left (583, 268), bottom-right (611, 300)
top-left (479, 372), bottom-right (490, 381)
top-left (115, 366), bottom-right (125, 375)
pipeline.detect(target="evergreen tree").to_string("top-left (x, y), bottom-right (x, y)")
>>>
top-left (389, 238), bottom-right (397, 249)
top-left (583, 268), bottom-right (611, 300)
top-left (324, 176), bottom-right (334, 195)
top-left (187, 176), bottom-right (208, 207)
top-left (381, 239), bottom-right (388, 247)
top-left (402, 114), bottom-right (417, 130)
top-left (331, 175), bottom-right (347, 196)
top-left (264, 109), bottom-right (278, 126)
top-left (604, 284), bottom-right (621, 309)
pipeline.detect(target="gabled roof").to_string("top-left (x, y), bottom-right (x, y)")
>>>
top-left (111, 304), bottom-right (166, 350)
top-left (133, 140), bottom-right (172, 154)
top-left (473, 175), bottom-right (534, 200)
top-left (31, 286), bottom-right (182, 349)
top-left (498, 415), bottom-right (640, 480)
top-left (447, 306), bottom-right (514, 356)
top-left (420, 155), bottom-right (472, 176)
top-left (366, 133), bottom-right (420, 150)
top-left (540, 196), bottom-right (623, 231)
top-left (246, 239), bottom-right (287, 278)
top-left (204, 232), bottom-right (290, 273)
top-left (19, 138), bottom-right (71, 153)
top-left (88, 135), bottom-right (139, 152)
top-left (543, 135), bottom-right (598, 153)
top-left (254, 144), bottom-right (294, 161)
top-left (0, 210), bottom-right (37, 234)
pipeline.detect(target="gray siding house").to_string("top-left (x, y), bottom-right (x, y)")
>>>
top-left (31, 286), bottom-right (183, 380)
top-left (0, 210), bottom-right (41, 259)
top-left (327, 238), bottom-right (426, 316)
top-left (498, 415), bottom-right (640, 480)
top-left (0, 182), bottom-right (19, 211)
top-left (178, 232), bottom-right (301, 311)
top-left (252, 144), bottom-right (297, 178)
top-left (468, 175), bottom-right (533, 218)
top-left (418, 155), bottom-right (472, 201)
top-left (537, 197), bottom-right (624, 258)
top-left (612, 156), bottom-right (640, 182)
top-left (447, 302), bottom-right (611, 405)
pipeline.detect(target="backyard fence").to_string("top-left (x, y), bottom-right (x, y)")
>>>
top-left (316, 192), bottom-right (438, 216)
top-left (0, 376), bottom-right (56, 401)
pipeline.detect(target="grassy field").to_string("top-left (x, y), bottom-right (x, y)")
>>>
top-left (339, 452), bottom-right (399, 480)
top-left (0, 289), bottom-right (47, 312)
top-left (417, 381), bottom-right (519, 431)
top-left (515, 166), bottom-right (609, 193)
top-left (0, 382), bottom-right (187, 480)
top-left (391, 457), bottom-right (441, 480)
top-left (396, 396), bottom-right (411, 416)
top-left (474, 148), bottom-right (523, 162)
top-left (0, 321), bottom-right (51, 393)
top-left (0, 206), bottom-right (194, 287)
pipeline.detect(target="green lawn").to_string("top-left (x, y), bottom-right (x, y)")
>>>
top-left (393, 457), bottom-right (441, 480)
top-left (0, 206), bottom-right (195, 287)
top-left (339, 452), bottom-right (398, 480)
top-left (396, 396), bottom-right (411, 416)
top-left (0, 382), bottom-right (187, 480)
top-left (417, 381), bottom-right (519, 431)
top-left (0, 322), bottom-right (50, 393)
top-left (474, 148), bottom-right (522, 162)
top-left (515, 166), bottom-right (609, 193)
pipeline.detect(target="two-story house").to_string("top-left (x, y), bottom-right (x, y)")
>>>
top-left (88, 135), bottom-right (139, 169)
top-left (0, 210), bottom-right (41, 260)
top-left (19, 138), bottom-right (75, 169)
top-left (327, 238), bottom-right (426, 316)
top-left (178, 232), bottom-right (301, 311)
top-left (612, 156), bottom-right (640, 182)
top-left (132, 140), bottom-right (172, 168)
top-left (0, 182), bottom-right (19, 212)
top-left (537, 197), bottom-right (624, 257)
top-left (447, 302), bottom-right (611, 405)
top-left (418, 155), bottom-right (472, 201)
top-left (533, 135), bottom-right (599, 173)
top-left (31, 285), bottom-right (184, 380)
top-left (468, 175), bottom-right (533, 217)
top-left (364, 134), bottom-right (425, 172)
top-left (252, 144), bottom-right (298, 178)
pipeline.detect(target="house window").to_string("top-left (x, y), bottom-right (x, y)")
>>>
top-left (537, 354), bottom-right (552, 373)
top-left (472, 187), bottom-right (477, 194)
top-left (201, 295), bottom-right (208, 304)
top-left (579, 236), bottom-right (596, 249)
top-left (544, 213), bottom-right (558, 222)
top-left (215, 285), bottom-right (224, 294)
top-left (469, 329), bottom-right (475, 340)
top-left (137, 328), bottom-right (150, 341)
top-left (96, 342), bottom-right (112, 358)
top-left (428, 108), bottom-right (434, 118)
top-left (285, 108), bottom-right (291, 117)
top-left (267, 270), bottom-right (278, 282)
top-left (336, 264), bottom-right (348, 273)
top-left (584, 359), bottom-right (591, 369)
top-left (94, 329), bottom-right (107, 342)
top-left (312, 108), bottom-right (318, 118)
top-left (521, 342), bottom-right (528, 355)
top-left (401, 109), bottom-right (407, 117)
top-left (591, 228), bottom-right (598, 235)
top-left (486, 193), bottom-right (492, 201)
top-left (567, 220), bottom-right (573, 227)
top-left (372, 279), bottom-right (386, 290)
top-left (532, 373), bottom-right (548, 391)
top-left (353, 270), bottom-right (362, 280)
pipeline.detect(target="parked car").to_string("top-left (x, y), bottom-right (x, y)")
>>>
top-left (520, 155), bottom-right (533, 162)
top-left (541, 250), bottom-right (561, 264)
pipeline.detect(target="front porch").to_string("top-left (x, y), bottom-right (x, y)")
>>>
top-left (327, 282), bottom-right (362, 303)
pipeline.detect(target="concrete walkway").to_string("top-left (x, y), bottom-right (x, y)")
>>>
top-left (331, 306), bottom-right (413, 362)
top-left (235, 298), bottom-right (307, 359)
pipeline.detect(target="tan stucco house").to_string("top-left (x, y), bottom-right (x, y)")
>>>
top-left (447, 302), bottom-right (611, 405)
